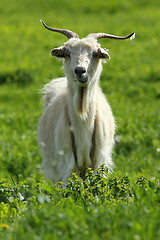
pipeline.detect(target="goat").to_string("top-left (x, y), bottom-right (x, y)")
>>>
top-left (38, 20), bottom-right (135, 183)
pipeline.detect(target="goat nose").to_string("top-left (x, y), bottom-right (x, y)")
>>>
top-left (74, 67), bottom-right (86, 76)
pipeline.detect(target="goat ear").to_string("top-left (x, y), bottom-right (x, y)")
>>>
top-left (51, 46), bottom-right (69, 58)
top-left (98, 48), bottom-right (110, 59)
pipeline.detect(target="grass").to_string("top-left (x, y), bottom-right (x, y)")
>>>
top-left (0, 0), bottom-right (160, 239)
top-left (0, 170), bottom-right (160, 239)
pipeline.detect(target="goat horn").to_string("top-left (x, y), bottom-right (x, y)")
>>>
top-left (40, 20), bottom-right (79, 39)
top-left (87, 32), bottom-right (135, 40)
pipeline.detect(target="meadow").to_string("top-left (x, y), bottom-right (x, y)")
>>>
top-left (0, 0), bottom-right (160, 239)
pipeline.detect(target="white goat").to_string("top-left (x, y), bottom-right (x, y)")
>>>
top-left (38, 20), bottom-right (135, 183)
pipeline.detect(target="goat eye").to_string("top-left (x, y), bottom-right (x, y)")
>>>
top-left (64, 53), bottom-right (70, 58)
top-left (64, 49), bottom-right (70, 57)
top-left (92, 51), bottom-right (99, 58)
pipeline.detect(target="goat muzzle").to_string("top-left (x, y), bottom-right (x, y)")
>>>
top-left (74, 67), bottom-right (88, 84)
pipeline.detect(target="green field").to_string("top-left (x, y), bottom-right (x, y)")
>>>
top-left (0, 0), bottom-right (160, 239)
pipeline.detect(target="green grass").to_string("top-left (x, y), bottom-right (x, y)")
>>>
top-left (0, 0), bottom-right (160, 239)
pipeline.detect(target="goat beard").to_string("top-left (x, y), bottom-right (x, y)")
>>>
top-left (79, 87), bottom-right (85, 113)
top-left (73, 86), bottom-right (89, 121)
top-left (73, 86), bottom-right (95, 121)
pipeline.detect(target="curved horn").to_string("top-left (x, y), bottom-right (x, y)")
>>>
top-left (40, 20), bottom-right (79, 39)
top-left (87, 32), bottom-right (135, 40)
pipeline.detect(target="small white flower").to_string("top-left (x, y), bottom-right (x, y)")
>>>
top-left (40, 141), bottom-right (46, 147)
top-left (58, 150), bottom-right (64, 156)
top-left (157, 148), bottom-right (160, 152)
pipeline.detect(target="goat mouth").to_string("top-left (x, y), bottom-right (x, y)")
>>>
top-left (77, 76), bottom-right (88, 84)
